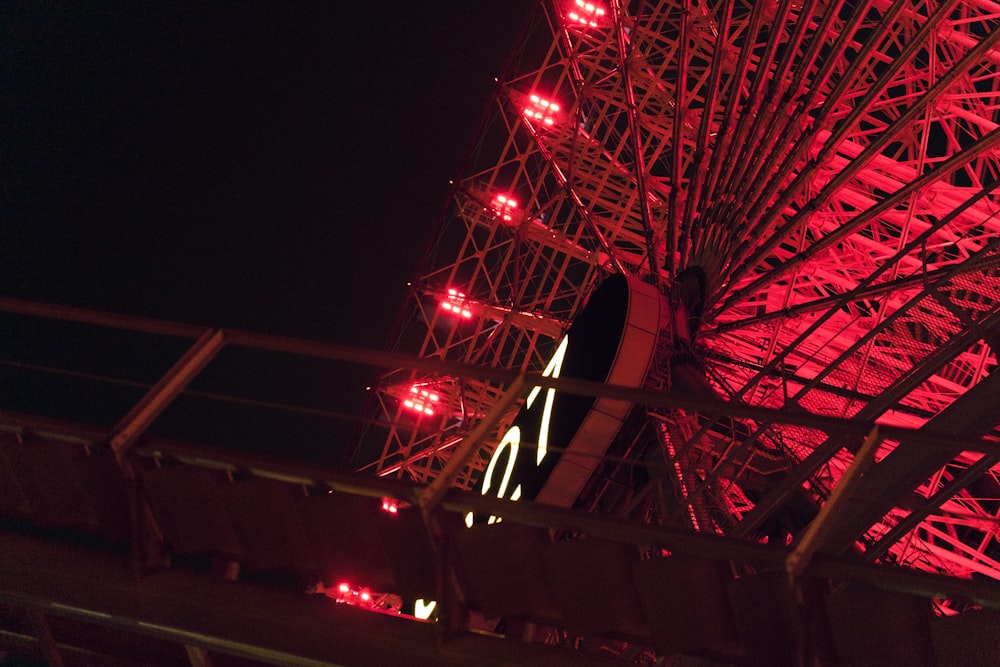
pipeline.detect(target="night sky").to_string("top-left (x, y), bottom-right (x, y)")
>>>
top-left (1, 3), bottom-right (535, 462)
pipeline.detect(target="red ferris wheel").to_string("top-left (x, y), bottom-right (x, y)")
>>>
top-left (353, 0), bottom-right (1000, 616)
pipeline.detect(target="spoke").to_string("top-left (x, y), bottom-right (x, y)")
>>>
top-left (362, 0), bottom-right (1000, 599)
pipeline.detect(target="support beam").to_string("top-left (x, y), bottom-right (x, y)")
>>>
top-left (29, 610), bottom-right (65, 667)
top-left (787, 427), bottom-right (883, 578)
top-left (0, 531), bottom-right (622, 667)
top-left (109, 329), bottom-right (226, 457)
top-left (185, 645), bottom-right (214, 667)
top-left (418, 374), bottom-right (526, 512)
top-left (807, 371), bottom-right (1000, 556)
top-left (865, 448), bottom-right (1000, 562)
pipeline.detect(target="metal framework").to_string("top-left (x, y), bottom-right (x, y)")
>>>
top-left (356, 0), bottom-right (1000, 598)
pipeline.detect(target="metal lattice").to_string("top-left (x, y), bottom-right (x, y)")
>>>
top-left (355, 0), bottom-right (1000, 590)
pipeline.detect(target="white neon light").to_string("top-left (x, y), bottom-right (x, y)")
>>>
top-left (525, 335), bottom-right (569, 464)
top-left (415, 599), bottom-right (437, 620)
top-left (466, 335), bottom-right (570, 527)
top-left (480, 425), bottom-right (520, 499)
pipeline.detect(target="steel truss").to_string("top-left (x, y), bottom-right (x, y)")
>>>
top-left (356, 0), bottom-right (1000, 597)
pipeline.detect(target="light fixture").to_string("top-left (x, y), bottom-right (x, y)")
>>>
top-left (490, 193), bottom-right (519, 223)
top-left (567, 0), bottom-right (607, 28)
top-left (523, 94), bottom-right (562, 127)
top-left (403, 384), bottom-right (440, 416)
top-left (441, 288), bottom-right (473, 318)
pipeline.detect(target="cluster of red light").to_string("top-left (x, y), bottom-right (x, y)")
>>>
top-left (334, 582), bottom-right (372, 606)
top-left (441, 288), bottom-right (472, 318)
top-left (491, 194), bottom-right (518, 222)
top-left (403, 385), bottom-right (439, 416)
top-left (568, 0), bottom-right (606, 28)
top-left (381, 497), bottom-right (399, 514)
top-left (523, 94), bottom-right (560, 126)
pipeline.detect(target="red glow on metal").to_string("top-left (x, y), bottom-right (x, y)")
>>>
top-left (567, 0), bottom-right (606, 28)
top-left (403, 385), bottom-right (440, 416)
top-left (441, 288), bottom-right (473, 318)
top-left (338, 583), bottom-right (350, 594)
top-left (659, 421), bottom-right (701, 531)
top-left (491, 193), bottom-right (519, 223)
top-left (523, 94), bottom-right (561, 127)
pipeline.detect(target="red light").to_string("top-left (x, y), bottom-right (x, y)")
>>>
top-left (332, 582), bottom-right (376, 608)
top-left (381, 497), bottom-right (399, 514)
top-left (441, 289), bottom-right (474, 319)
top-left (491, 193), bottom-right (519, 223)
top-left (403, 384), bottom-right (440, 416)
top-left (523, 94), bottom-right (562, 128)
top-left (568, 0), bottom-right (606, 27)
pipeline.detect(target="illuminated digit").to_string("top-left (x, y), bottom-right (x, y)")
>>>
top-left (524, 335), bottom-right (569, 464)
top-left (466, 425), bottom-right (521, 526)
top-left (466, 336), bottom-right (569, 528)
top-left (481, 425), bottom-right (520, 498)
top-left (415, 599), bottom-right (436, 620)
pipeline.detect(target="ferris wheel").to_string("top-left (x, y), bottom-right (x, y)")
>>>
top-left (353, 0), bottom-right (1000, 595)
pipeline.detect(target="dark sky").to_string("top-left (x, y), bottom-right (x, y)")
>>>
top-left (1, 2), bottom-right (535, 462)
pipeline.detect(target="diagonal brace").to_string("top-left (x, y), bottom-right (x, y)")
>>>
top-left (110, 329), bottom-right (226, 457)
top-left (418, 374), bottom-right (526, 512)
top-left (787, 426), bottom-right (883, 579)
